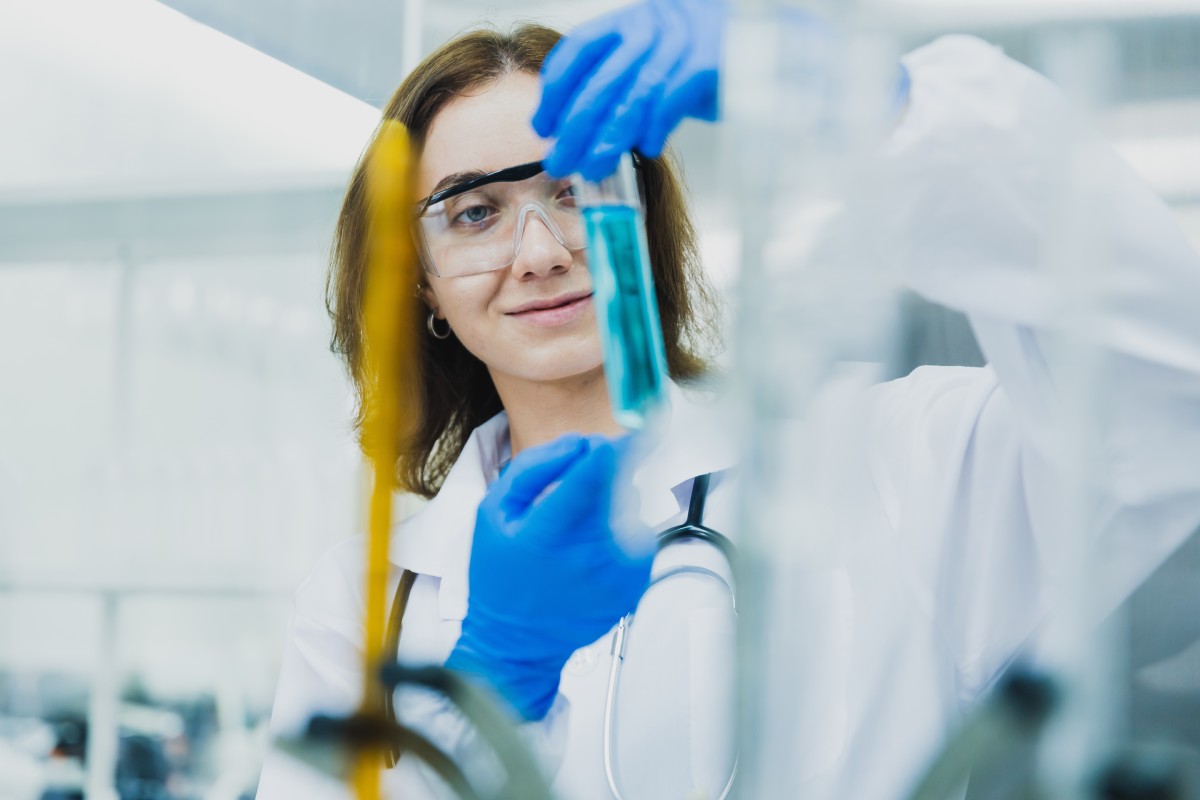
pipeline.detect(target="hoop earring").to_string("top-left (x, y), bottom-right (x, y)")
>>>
top-left (427, 311), bottom-right (451, 340)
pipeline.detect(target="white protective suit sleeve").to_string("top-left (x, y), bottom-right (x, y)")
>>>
top-left (867, 36), bottom-right (1200, 696)
top-left (256, 542), bottom-right (569, 799)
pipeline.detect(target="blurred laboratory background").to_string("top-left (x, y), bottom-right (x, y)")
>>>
top-left (1, 1), bottom-right (1198, 798)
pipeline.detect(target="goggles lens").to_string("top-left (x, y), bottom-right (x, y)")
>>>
top-left (418, 163), bottom-right (587, 278)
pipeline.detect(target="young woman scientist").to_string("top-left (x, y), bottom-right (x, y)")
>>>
top-left (259, 3), bottom-right (1200, 798)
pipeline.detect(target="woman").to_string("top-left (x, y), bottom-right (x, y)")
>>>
top-left (259, 9), bottom-right (1200, 800)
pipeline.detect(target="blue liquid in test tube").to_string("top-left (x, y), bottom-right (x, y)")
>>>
top-left (581, 203), bottom-right (668, 429)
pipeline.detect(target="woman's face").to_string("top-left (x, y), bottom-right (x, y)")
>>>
top-left (418, 71), bottom-right (601, 386)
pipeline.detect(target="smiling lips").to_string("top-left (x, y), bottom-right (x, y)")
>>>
top-left (506, 291), bottom-right (594, 327)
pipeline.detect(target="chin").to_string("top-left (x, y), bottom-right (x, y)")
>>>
top-left (518, 359), bottom-right (606, 385)
top-left (468, 324), bottom-right (605, 385)
top-left (506, 342), bottom-right (605, 384)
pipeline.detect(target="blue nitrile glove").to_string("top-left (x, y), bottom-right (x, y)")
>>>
top-left (445, 434), bottom-right (654, 721)
top-left (533, 0), bottom-right (728, 181)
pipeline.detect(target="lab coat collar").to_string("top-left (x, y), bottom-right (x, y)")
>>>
top-left (388, 380), bottom-right (739, 620)
top-left (629, 380), bottom-right (741, 524)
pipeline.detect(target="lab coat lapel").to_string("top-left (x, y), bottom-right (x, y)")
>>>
top-left (388, 412), bottom-right (509, 620)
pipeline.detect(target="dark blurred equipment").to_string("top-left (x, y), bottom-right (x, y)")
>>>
top-left (906, 668), bottom-right (1060, 800)
top-left (116, 734), bottom-right (170, 800)
top-left (1095, 745), bottom-right (1187, 800)
top-left (275, 662), bottom-right (554, 800)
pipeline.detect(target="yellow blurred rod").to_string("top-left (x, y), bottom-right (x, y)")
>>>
top-left (355, 120), bottom-right (418, 800)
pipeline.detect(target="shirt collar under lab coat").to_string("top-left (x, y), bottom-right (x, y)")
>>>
top-left (388, 380), bottom-right (739, 620)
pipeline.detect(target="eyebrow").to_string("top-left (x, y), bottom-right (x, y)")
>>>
top-left (419, 161), bottom-right (547, 212)
top-left (429, 170), bottom-right (487, 199)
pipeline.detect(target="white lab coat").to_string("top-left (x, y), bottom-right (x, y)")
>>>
top-left (257, 36), bottom-right (1200, 800)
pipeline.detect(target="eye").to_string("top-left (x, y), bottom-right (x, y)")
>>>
top-left (556, 183), bottom-right (577, 208)
top-left (452, 204), bottom-right (495, 227)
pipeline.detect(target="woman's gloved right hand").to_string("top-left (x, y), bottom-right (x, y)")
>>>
top-left (445, 433), bottom-right (654, 721)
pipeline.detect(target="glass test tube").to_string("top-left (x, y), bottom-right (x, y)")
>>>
top-left (573, 153), bottom-right (669, 429)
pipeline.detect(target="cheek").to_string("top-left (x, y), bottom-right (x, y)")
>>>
top-left (432, 272), bottom-right (496, 315)
top-left (433, 277), bottom-right (500, 347)
top-left (429, 268), bottom-right (604, 381)
top-left (439, 292), bottom-right (488, 327)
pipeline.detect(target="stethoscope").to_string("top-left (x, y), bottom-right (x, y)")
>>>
top-left (603, 473), bottom-right (739, 800)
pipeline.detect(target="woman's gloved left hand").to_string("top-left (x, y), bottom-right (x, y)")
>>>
top-left (445, 434), bottom-right (654, 721)
top-left (533, 0), bottom-right (728, 181)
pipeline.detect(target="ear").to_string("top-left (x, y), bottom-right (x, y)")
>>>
top-left (420, 284), bottom-right (442, 318)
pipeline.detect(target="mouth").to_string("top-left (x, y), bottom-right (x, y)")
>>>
top-left (506, 290), bottom-right (594, 315)
top-left (505, 291), bottom-right (594, 327)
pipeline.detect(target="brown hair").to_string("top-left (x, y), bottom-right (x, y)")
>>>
top-left (328, 24), bottom-right (718, 499)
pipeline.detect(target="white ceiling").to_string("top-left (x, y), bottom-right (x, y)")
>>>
top-left (0, 0), bottom-right (379, 203)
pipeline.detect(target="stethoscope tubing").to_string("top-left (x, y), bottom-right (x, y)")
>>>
top-left (603, 564), bottom-right (739, 800)
top-left (603, 473), bottom-right (738, 800)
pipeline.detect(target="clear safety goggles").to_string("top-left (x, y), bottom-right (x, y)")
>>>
top-left (416, 161), bottom-right (587, 278)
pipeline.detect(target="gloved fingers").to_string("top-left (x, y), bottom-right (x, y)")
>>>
top-left (585, 5), bottom-right (691, 176)
top-left (606, 432), bottom-right (641, 466)
top-left (524, 439), bottom-right (621, 545)
top-left (578, 147), bottom-right (628, 186)
top-left (606, 518), bottom-right (656, 574)
top-left (493, 433), bottom-right (589, 520)
top-left (580, 85), bottom-right (656, 181)
top-left (600, 434), bottom-right (655, 557)
top-left (639, 64), bottom-right (717, 158)
top-left (542, 18), bottom-right (660, 178)
top-left (533, 14), bottom-right (622, 139)
top-left (610, 548), bottom-right (655, 614)
top-left (639, 0), bottom-right (725, 156)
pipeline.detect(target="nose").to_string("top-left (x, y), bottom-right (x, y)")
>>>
top-left (509, 204), bottom-right (573, 280)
